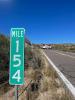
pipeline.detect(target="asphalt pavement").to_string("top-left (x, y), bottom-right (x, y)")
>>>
top-left (44, 49), bottom-right (75, 86)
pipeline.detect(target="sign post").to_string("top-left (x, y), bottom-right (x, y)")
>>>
top-left (9, 28), bottom-right (25, 99)
top-left (15, 85), bottom-right (18, 100)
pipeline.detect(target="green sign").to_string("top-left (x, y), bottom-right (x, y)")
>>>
top-left (9, 28), bottom-right (25, 85)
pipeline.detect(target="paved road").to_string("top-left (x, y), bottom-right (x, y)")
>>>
top-left (44, 49), bottom-right (75, 86)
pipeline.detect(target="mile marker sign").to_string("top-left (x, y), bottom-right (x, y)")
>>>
top-left (9, 28), bottom-right (25, 85)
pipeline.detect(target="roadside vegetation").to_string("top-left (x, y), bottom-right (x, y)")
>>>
top-left (0, 34), bottom-right (9, 86)
top-left (0, 35), bottom-right (73, 100)
top-left (23, 47), bottom-right (72, 100)
top-left (52, 44), bottom-right (75, 53)
top-left (19, 46), bottom-right (73, 100)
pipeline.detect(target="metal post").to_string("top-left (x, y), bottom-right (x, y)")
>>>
top-left (15, 85), bottom-right (18, 100)
top-left (27, 88), bottom-right (29, 100)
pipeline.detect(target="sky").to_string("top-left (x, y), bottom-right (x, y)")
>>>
top-left (0, 0), bottom-right (75, 44)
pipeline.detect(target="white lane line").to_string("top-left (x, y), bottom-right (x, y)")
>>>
top-left (55, 51), bottom-right (75, 59)
top-left (43, 51), bottom-right (75, 98)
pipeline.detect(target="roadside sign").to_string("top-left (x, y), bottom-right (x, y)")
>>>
top-left (9, 28), bottom-right (25, 85)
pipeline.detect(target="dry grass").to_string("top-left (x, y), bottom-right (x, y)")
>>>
top-left (42, 66), bottom-right (57, 79)
top-left (34, 49), bottom-right (72, 100)
top-left (36, 88), bottom-right (70, 100)
top-left (40, 76), bottom-right (56, 92)
top-left (26, 67), bottom-right (35, 79)
top-left (0, 47), bottom-right (73, 100)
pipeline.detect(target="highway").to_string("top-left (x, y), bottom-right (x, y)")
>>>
top-left (44, 49), bottom-right (75, 87)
